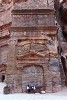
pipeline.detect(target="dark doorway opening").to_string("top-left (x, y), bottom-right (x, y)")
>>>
top-left (61, 56), bottom-right (66, 76)
top-left (1, 75), bottom-right (5, 82)
top-left (61, 56), bottom-right (67, 85)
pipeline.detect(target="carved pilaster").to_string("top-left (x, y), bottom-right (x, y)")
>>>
top-left (6, 38), bottom-right (17, 75)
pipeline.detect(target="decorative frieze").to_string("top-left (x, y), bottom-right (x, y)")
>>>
top-left (12, 14), bottom-right (55, 27)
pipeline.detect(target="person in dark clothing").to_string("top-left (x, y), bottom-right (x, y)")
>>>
top-left (31, 85), bottom-right (36, 93)
top-left (26, 85), bottom-right (30, 93)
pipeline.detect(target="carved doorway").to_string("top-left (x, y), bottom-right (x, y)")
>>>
top-left (0, 64), bottom-right (7, 82)
top-left (22, 64), bottom-right (44, 92)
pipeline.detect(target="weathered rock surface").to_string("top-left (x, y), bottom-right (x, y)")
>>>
top-left (0, 0), bottom-right (67, 93)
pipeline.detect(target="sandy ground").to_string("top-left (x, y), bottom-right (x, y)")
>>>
top-left (0, 82), bottom-right (67, 100)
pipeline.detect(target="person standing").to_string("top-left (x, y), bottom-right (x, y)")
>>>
top-left (26, 85), bottom-right (30, 93)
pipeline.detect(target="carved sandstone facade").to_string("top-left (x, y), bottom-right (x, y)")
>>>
top-left (5, 0), bottom-right (62, 93)
top-left (0, 0), bottom-right (66, 93)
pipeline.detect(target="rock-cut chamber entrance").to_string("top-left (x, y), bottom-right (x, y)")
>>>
top-left (22, 65), bottom-right (44, 92)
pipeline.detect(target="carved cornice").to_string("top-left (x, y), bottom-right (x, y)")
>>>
top-left (10, 26), bottom-right (57, 32)
top-left (12, 9), bottom-right (55, 15)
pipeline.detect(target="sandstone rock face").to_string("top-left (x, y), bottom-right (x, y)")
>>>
top-left (0, 0), bottom-right (66, 93)
top-left (54, 0), bottom-right (67, 85)
top-left (0, 0), bottom-right (12, 82)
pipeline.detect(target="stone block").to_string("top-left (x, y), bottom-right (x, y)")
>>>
top-left (3, 85), bottom-right (10, 94)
